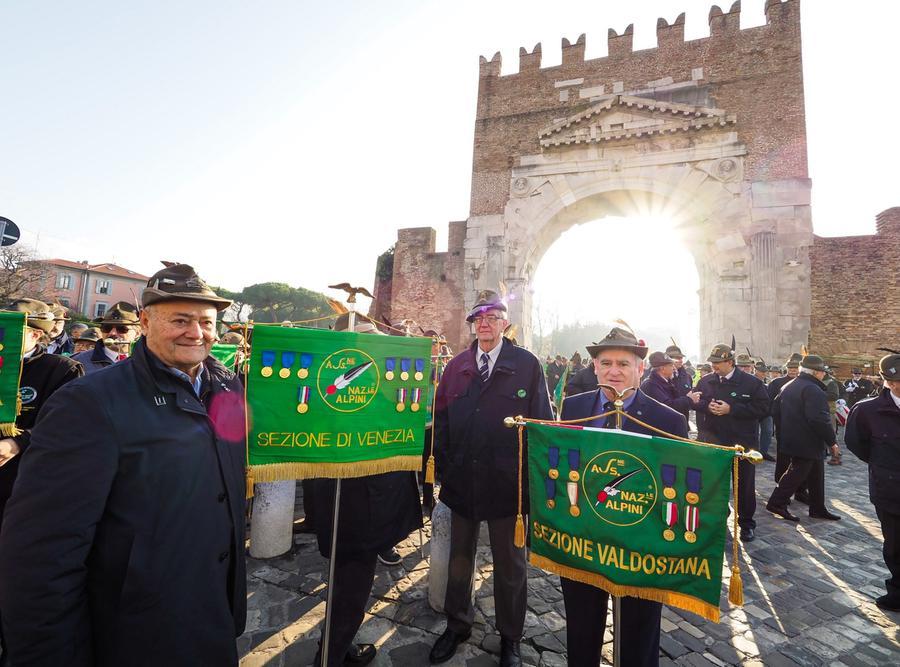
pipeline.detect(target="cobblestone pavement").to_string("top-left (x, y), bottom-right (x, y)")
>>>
top-left (240, 443), bottom-right (900, 666)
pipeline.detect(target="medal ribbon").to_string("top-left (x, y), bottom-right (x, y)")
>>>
top-left (281, 351), bottom-right (295, 369)
top-left (415, 358), bottom-right (425, 374)
top-left (661, 463), bottom-right (676, 488)
top-left (545, 477), bottom-right (556, 502)
top-left (396, 388), bottom-right (407, 404)
top-left (400, 358), bottom-right (411, 374)
top-left (685, 505), bottom-right (699, 532)
top-left (385, 357), bottom-right (396, 373)
top-left (298, 386), bottom-right (310, 404)
top-left (548, 446), bottom-right (559, 473)
top-left (411, 387), bottom-right (421, 404)
top-left (300, 352), bottom-right (312, 370)
top-left (685, 467), bottom-right (702, 494)
top-left (664, 501), bottom-right (679, 526)
top-left (568, 448), bottom-right (580, 475)
top-left (261, 350), bottom-right (276, 368)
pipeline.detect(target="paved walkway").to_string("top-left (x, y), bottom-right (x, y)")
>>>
top-left (240, 443), bottom-right (900, 666)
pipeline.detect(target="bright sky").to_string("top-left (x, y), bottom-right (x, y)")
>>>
top-left (2, 0), bottom-right (897, 339)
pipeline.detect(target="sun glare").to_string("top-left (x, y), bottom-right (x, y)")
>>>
top-left (531, 215), bottom-right (700, 359)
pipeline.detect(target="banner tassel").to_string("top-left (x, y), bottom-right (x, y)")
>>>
top-left (729, 451), bottom-right (744, 605)
top-left (0, 423), bottom-right (22, 437)
top-left (514, 422), bottom-right (526, 548)
top-left (514, 513), bottom-right (526, 548)
top-left (245, 468), bottom-right (255, 499)
top-left (424, 455), bottom-right (435, 485)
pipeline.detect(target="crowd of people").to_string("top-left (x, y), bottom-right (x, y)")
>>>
top-left (0, 277), bottom-right (896, 667)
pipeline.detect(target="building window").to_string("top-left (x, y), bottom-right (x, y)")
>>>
top-left (96, 279), bottom-right (112, 295)
top-left (55, 272), bottom-right (72, 290)
top-left (95, 302), bottom-right (108, 318)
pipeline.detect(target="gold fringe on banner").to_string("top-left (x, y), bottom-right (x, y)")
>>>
top-left (424, 455), bottom-right (435, 485)
top-left (250, 455), bottom-right (423, 483)
top-left (531, 553), bottom-right (721, 623)
top-left (728, 453), bottom-right (744, 605)
top-left (245, 468), bottom-right (255, 500)
top-left (0, 423), bottom-right (22, 437)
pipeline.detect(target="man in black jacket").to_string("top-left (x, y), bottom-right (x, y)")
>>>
top-left (561, 329), bottom-right (688, 667)
top-left (430, 290), bottom-right (552, 667)
top-left (695, 344), bottom-right (770, 542)
top-left (765, 355), bottom-right (841, 522)
top-left (311, 317), bottom-right (422, 667)
top-left (845, 353), bottom-right (900, 611)
top-left (665, 344), bottom-right (693, 397)
top-left (0, 265), bottom-right (247, 666)
top-left (639, 351), bottom-right (701, 424)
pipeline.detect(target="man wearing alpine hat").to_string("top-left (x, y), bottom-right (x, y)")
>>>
top-left (765, 354), bottom-right (841, 523)
top-left (845, 351), bottom-right (900, 611)
top-left (431, 290), bottom-right (552, 667)
top-left (695, 344), bottom-right (770, 542)
top-left (71, 301), bottom-right (142, 373)
top-left (639, 351), bottom-right (701, 424)
top-left (560, 327), bottom-right (688, 667)
top-left (0, 264), bottom-right (247, 666)
top-left (46, 304), bottom-right (75, 355)
top-left (665, 343), bottom-right (693, 397)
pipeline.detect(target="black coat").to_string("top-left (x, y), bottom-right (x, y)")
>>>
top-left (561, 388), bottom-right (689, 440)
top-left (0, 338), bottom-right (247, 666)
top-left (70, 339), bottom-right (116, 374)
top-left (845, 389), bottom-right (900, 513)
top-left (640, 371), bottom-right (693, 423)
top-left (565, 365), bottom-right (598, 396)
top-left (672, 366), bottom-right (694, 397)
top-left (313, 471), bottom-right (422, 558)
top-left (0, 346), bottom-right (83, 529)
top-left (435, 339), bottom-right (553, 521)
top-left (772, 373), bottom-right (836, 459)
top-left (47, 331), bottom-right (75, 356)
top-left (695, 368), bottom-right (769, 448)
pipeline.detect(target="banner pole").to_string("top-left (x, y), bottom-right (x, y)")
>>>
top-left (611, 388), bottom-right (627, 667)
top-left (322, 305), bottom-right (356, 666)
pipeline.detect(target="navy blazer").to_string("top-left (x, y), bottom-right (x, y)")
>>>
top-left (562, 388), bottom-right (689, 440)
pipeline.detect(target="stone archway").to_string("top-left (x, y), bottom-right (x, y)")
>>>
top-left (381, 1), bottom-right (814, 360)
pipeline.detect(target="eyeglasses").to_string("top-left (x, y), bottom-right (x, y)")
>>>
top-left (472, 315), bottom-right (502, 324)
top-left (101, 325), bottom-right (132, 334)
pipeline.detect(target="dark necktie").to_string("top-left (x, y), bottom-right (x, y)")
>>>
top-left (480, 352), bottom-right (490, 382)
top-left (603, 401), bottom-right (615, 428)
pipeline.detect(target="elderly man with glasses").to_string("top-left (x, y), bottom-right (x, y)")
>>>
top-left (71, 302), bottom-right (141, 373)
top-left (430, 290), bottom-right (552, 667)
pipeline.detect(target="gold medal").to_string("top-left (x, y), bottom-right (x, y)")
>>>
top-left (400, 371), bottom-right (409, 381)
top-left (297, 368), bottom-right (309, 379)
top-left (0, 343), bottom-right (4, 351)
top-left (568, 470), bottom-right (580, 482)
top-left (663, 487), bottom-right (676, 500)
top-left (685, 492), bottom-right (699, 505)
top-left (415, 371), bottom-right (424, 381)
top-left (297, 403), bottom-right (309, 414)
top-left (261, 367), bottom-right (273, 378)
top-left (663, 529), bottom-right (675, 542)
top-left (411, 403), bottom-right (420, 412)
top-left (569, 506), bottom-right (580, 517)
top-left (385, 371), bottom-right (394, 380)
top-left (278, 368), bottom-right (290, 379)
top-left (546, 499), bottom-right (556, 509)
top-left (396, 403), bottom-right (405, 412)
top-left (684, 531), bottom-right (696, 543)
top-left (548, 469), bottom-right (559, 480)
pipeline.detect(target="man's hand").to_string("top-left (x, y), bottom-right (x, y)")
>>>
top-left (0, 438), bottom-right (20, 467)
top-left (709, 399), bottom-right (731, 416)
top-left (687, 391), bottom-right (702, 405)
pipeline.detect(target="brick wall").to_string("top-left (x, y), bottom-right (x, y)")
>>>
top-left (810, 207), bottom-right (900, 373)
top-left (383, 222), bottom-right (469, 351)
top-left (471, 0), bottom-right (805, 215)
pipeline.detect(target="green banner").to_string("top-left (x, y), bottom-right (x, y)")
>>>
top-left (247, 325), bottom-right (431, 480)
top-left (210, 343), bottom-right (238, 370)
top-left (0, 312), bottom-right (27, 435)
top-left (527, 422), bottom-right (736, 622)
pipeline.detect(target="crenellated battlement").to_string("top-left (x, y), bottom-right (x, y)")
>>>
top-left (478, 0), bottom-right (797, 77)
